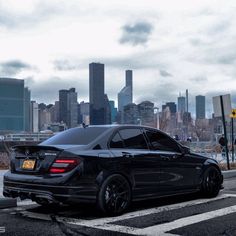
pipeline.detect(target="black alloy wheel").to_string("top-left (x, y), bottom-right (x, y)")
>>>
top-left (97, 174), bottom-right (131, 216)
top-left (201, 166), bottom-right (221, 198)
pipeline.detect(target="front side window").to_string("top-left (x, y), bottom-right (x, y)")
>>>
top-left (119, 128), bottom-right (148, 149)
top-left (146, 129), bottom-right (180, 152)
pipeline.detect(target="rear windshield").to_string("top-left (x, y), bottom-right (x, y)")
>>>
top-left (40, 127), bottom-right (108, 145)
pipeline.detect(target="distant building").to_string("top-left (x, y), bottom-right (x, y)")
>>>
top-left (50, 101), bottom-right (59, 123)
top-left (78, 101), bottom-right (90, 125)
top-left (177, 96), bottom-right (186, 113)
top-left (118, 70), bottom-right (133, 112)
top-left (162, 102), bottom-right (177, 114)
top-left (24, 87), bottom-right (31, 132)
top-left (138, 101), bottom-right (154, 127)
top-left (196, 95), bottom-right (206, 119)
top-left (183, 112), bottom-right (192, 126)
top-left (104, 94), bottom-right (111, 124)
top-left (44, 123), bottom-right (67, 133)
top-left (0, 78), bottom-right (31, 132)
top-left (39, 107), bottom-right (51, 131)
top-left (30, 101), bottom-right (39, 133)
top-left (123, 103), bottom-right (139, 125)
top-left (125, 70), bottom-right (133, 102)
top-left (89, 62), bottom-right (106, 125)
top-left (109, 100), bottom-right (118, 123)
top-left (59, 88), bottom-right (78, 128)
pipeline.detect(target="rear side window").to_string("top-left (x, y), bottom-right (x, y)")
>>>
top-left (41, 127), bottom-right (108, 145)
top-left (119, 128), bottom-right (148, 149)
top-left (145, 129), bottom-right (180, 152)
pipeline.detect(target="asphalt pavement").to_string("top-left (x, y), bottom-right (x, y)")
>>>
top-left (0, 169), bottom-right (236, 235)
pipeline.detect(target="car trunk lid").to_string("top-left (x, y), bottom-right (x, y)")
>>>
top-left (11, 145), bottom-right (63, 175)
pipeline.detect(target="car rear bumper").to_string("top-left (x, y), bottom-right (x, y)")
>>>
top-left (3, 171), bottom-right (98, 204)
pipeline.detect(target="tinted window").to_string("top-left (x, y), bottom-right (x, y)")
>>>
top-left (146, 130), bottom-right (180, 152)
top-left (119, 128), bottom-right (148, 149)
top-left (110, 133), bottom-right (124, 148)
top-left (41, 127), bottom-right (108, 145)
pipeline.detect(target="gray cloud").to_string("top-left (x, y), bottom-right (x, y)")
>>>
top-left (89, 50), bottom-right (166, 70)
top-left (136, 82), bottom-right (177, 105)
top-left (53, 59), bottom-right (86, 71)
top-left (190, 76), bottom-right (207, 82)
top-left (159, 70), bottom-right (172, 77)
top-left (0, 2), bottom-right (65, 29)
top-left (28, 76), bottom-right (89, 104)
top-left (0, 60), bottom-right (33, 75)
top-left (119, 21), bottom-right (153, 46)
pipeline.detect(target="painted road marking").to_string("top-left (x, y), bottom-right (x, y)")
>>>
top-left (13, 194), bottom-right (236, 236)
top-left (133, 205), bottom-right (236, 235)
top-left (59, 193), bottom-right (231, 226)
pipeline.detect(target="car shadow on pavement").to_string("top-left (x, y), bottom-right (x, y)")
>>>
top-left (25, 192), bottom-right (203, 219)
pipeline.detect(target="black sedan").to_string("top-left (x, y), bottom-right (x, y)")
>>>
top-left (3, 125), bottom-right (223, 215)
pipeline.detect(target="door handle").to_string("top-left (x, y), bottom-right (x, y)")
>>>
top-left (122, 152), bottom-right (134, 158)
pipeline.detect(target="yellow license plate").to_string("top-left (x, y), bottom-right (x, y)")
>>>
top-left (22, 160), bottom-right (36, 170)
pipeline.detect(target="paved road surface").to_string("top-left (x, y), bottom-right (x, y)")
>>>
top-left (1, 170), bottom-right (236, 235)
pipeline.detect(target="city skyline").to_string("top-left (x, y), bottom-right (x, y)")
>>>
top-left (0, 0), bottom-right (235, 115)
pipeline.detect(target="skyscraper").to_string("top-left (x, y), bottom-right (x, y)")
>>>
top-left (138, 101), bottom-right (154, 127)
top-left (89, 62), bottom-right (106, 125)
top-left (109, 100), bottom-right (118, 123)
top-left (125, 70), bottom-right (133, 102)
top-left (123, 103), bottom-right (139, 124)
top-left (177, 96), bottom-right (186, 113)
top-left (196, 95), bottom-right (206, 119)
top-left (59, 88), bottom-right (78, 128)
top-left (162, 102), bottom-right (177, 114)
top-left (0, 78), bottom-right (30, 132)
top-left (30, 101), bottom-right (39, 133)
top-left (24, 87), bottom-right (31, 132)
top-left (118, 70), bottom-right (133, 112)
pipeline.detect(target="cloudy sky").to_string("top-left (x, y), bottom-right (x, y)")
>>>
top-left (0, 0), bottom-right (235, 117)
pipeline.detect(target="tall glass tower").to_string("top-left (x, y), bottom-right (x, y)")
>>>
top-left (89, 63), bottom-right (106, 125)
top-left (196, 95), bottom-right (205, 119)
top-left (0, 78), bottom-right (30, 132)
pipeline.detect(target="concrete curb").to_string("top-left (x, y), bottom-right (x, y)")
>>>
top-left (222, 170), bottom-right (236, 179)
top-left (0, 197), bottom-right (17, 209)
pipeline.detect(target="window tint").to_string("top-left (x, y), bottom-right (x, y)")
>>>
top-left (146, 130), bottom-right (180, 152)
top-left (119, 128), bottom-right (148, 149)
top-left (41, 127), bottom-right (108, 145)
top-left (110, 133), bottom-right (124, 148)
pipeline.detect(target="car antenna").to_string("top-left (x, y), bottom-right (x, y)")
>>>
top-left (82, 123), bottom-right (89, 128)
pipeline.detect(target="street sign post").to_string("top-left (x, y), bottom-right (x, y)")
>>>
top-left (220, 96), bottom-right (230, 169)
top-left (230, 109), bottom-right (236, 162)
top-left (213, 95), bottom-right (232, 170)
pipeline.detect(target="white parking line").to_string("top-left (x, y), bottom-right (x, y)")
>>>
top-left (13, 194), bottom-right (236, 236)
top-left (133, 205), bottom-right (236, 235)
top-left (60, 193), bottom-right (230, 226)
top-left (15, 194), bottom-right (233, 235)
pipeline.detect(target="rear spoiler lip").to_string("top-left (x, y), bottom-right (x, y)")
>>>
top-left (11, 145), bottom-right (64, 152)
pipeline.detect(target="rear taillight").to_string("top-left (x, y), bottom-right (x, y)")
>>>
top-left (49, 158), bottom-right (80, 174)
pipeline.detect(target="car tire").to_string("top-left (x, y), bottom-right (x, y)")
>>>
top-left (201, 166), bottom-right (221, 198)
top-left (97, 174), bottom-right (131, 216)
